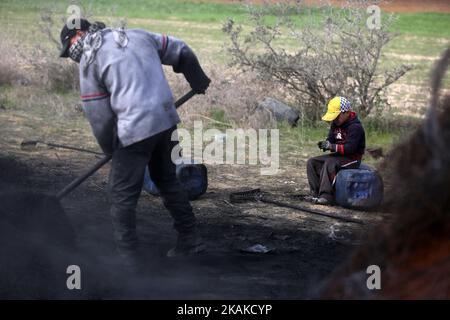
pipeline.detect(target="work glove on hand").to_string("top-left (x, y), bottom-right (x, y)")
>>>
top-left (190, 74), bottom-right (211, 95)
top-left (184, 64), bottom-right (210, 94)
top-left (317, 140), bottom-right (332, 152)
top-left (174, 47), bottom-right (211, 94)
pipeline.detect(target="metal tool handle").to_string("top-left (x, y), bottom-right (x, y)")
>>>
top-left (230, 189), bottom-right (364, 225)
top-left (56, 154), bottom-right (112, 199)
top-left (262, 198), bottom-right (364, 225)
top-left (175, 90), bottom-right (195, 109)
top-left (57, 90), bottom-right (196, 200)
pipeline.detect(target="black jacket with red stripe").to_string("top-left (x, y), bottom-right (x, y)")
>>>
top-left (327, 112), bottom-right (365, 160)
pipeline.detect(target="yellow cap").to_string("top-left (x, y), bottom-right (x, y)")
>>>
top-left (322, 97), bottom-right (342, 121)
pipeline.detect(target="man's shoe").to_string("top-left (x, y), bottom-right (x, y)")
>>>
top-left (304, 195), bottom-right (318, 203)
top-left (315, 197), bottom-right (332, 205)
top-left (167, 232), bottom-right (206, 258)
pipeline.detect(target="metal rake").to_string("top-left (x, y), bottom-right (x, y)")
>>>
top-left (230, 188), bottom-right (364, 225)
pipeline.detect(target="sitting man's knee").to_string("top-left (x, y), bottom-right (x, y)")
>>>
top-left (324, 157), bottom-right (337, 166)
top-left (306, 158), bottom-right (315, 168)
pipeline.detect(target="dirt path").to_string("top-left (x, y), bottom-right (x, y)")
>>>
top-left (0, 107), bottom-right (384, 299)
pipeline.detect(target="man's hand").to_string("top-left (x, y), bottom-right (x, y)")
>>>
top-left (191, 76), bottom-right (211, 95)
top-left (174, 47), bottom-right (211, 95)
top-left (317, 140), bottom-right (332, 151)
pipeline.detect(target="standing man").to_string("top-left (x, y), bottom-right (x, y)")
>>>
top-left (59, 19), bottom-right (210, 270)
top-left (306, 97), bottom-right (366, 205)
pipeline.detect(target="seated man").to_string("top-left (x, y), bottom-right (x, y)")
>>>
top-left (306, 97), bottom-right (366, 205)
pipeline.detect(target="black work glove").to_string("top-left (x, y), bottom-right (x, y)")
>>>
top-left (317, 140), bottom-right (332, 152)
top-left (184, 63), bottom-right (211, 94)
top-left (174, 47), bottom-right (211, 94)
top-left (190, 73), bottom-right (211, 94)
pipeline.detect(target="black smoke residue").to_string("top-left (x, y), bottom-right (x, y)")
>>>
top-left (0, 192), bottom-right (76, 298)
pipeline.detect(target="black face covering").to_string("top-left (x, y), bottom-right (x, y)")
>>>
top-left (68, 34), bottom-right (85, 63)
top-left (68, 22), bottom-right (106, 63)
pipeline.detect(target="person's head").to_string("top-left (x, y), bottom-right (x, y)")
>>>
top-left (321, 97), bottom-right (352, 126)
top-left (70, 30), bottom-right (87, 46)
top-left (59, 18), bottom-right (91, 61)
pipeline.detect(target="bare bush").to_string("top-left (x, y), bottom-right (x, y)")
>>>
top-left (0, 6), bottom-right (80, 93)
top-left (166, 65), bottom-right (278, 129)
top-left (39, 6), bottom-right (66, 51)
top-left (25, 45), bottom-right (80, 92)
top-left (0, 38), bottom-right (22, 87)
top-left (0, 61), bottom-right (19, 88)
top-left (28, 7), bottom-right (81, 92)
top-left (223, 0), bottom-right (412, 121)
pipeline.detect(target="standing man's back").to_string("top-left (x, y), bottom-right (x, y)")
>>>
top-left (60, 19), bottom-right (210, 272)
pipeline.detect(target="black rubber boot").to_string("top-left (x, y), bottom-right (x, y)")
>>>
top-left (167, 231), bottom-right (206, 258)
top-left (117, 247), bottom-right (143, 274)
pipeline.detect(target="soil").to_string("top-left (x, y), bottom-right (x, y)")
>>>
top-left (0, 107), bottom-right (386, 299)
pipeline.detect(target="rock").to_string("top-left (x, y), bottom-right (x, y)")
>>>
top-left (240, 244), bottom-right (273, 254)
top-left (256, 97), bottom-right (299, 126)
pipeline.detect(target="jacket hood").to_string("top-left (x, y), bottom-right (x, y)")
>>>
top-left (333, 111), bottom-right (360, 129)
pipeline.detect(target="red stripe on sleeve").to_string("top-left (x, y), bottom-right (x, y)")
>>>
top-left (161, 35), bottom-right (167, 55)
top-left (81, 93), bottom-right (108, 99)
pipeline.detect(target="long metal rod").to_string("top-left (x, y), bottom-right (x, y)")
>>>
top-left (22, 140), bottom-right (104, 156)
top-left (56, 154), bottom-right (112, 199)
top-left (260, 197), bottom-right (364, 225)
top-left (46, 142), bottom-right (104, 155)
top-left (56, 90), bottom-right (196, 200)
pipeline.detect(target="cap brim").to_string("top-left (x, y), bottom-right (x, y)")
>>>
top-left (59, 41), bottom-right (70, 58)
top-left (322, 111), bottom-right (340, 122)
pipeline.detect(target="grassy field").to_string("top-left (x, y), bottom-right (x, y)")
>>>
top-left (2, 1), bottom-right (449, 66)
top-left (2, 0), bottom-right (450, 34)
top-left (2, 0), bottom-right (449, 89)
top-left (1, 0), bottom-right (449, 163)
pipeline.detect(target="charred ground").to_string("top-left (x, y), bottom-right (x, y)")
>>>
top-left (0, 138), bottom-right (379, 299)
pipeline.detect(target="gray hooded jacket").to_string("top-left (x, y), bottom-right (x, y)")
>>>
top-left (79, 28), bottom-right (195, 153)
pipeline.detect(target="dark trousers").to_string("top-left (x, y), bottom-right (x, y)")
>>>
top-left (306, 153), bottom-right (360, 200)
top-left (108, 126), bottom-right (196, 251)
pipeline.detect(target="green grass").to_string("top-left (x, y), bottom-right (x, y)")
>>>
top-left (3, 0), bottom-right (448, 90)
top-left (2, 1), bottom-right (449, 57)
top-left (392, 12), bottom-right (450, 38)
top-left (2, 0), bottom-right (450, 34)
top-left (0, 0), bottom-right (246, 23)
top-left (0, 0), bottom-right (450, 70)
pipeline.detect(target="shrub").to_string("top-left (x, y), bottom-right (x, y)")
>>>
top-left (223, 0), bottom-right (412, 121)
top-left (26, 45), bottom-right (80, 92)
top-left (167, 65), bottom-right (278, 129)
top-left (0, 38), bottom-right (22, 87)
